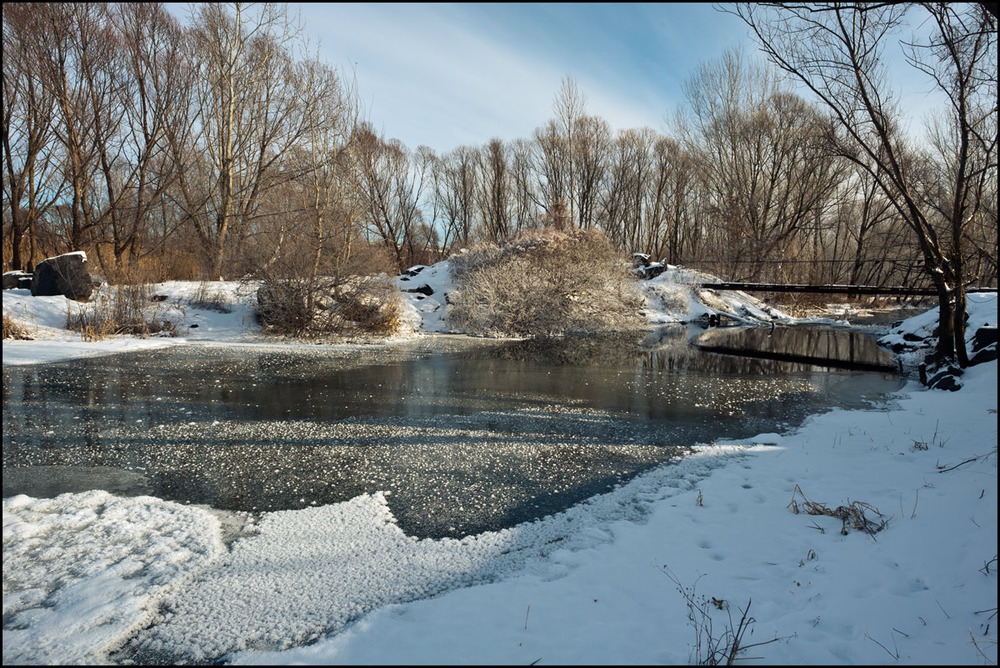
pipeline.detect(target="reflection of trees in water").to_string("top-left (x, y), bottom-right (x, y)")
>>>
top-left (695, 326), bottom-right (896, 368)
top-left (637, 325), bottom-right (818, 374)
top-left (485, 331), bottom-right (651, 366)
top-left (640, 340), bottom-right (811, 375)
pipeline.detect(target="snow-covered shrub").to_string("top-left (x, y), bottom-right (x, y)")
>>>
top-left (331, 276), bottom-right (404, 335)
top-left (643, 282), bottom-right (691, 315)
top-left (447, 228), bottom-right (642, 337)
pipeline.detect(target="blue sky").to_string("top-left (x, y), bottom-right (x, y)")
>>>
top-left (167, 2), bottom-right (950, 155)
top-left (295, 3), bottom-right (754, 152)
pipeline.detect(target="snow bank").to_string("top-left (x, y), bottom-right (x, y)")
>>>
top-left (637, 264), bottom-right (797, 326)
top-left (393, 261), bottom-right (457, 333)
top-left (879, 292), bottom-right (997, 360)
top-left (2, 491), bottom-right (225, 664)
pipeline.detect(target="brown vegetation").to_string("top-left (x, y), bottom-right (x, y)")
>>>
top-left (65, 284), bottom-right (177, 340)
top-left (256, 275), bottom-right (404, 338)
top-left (448, 228), bottom-right (642, 337)
top-left (2, 311), bottom-right (33, 340)
top-left (2, 3), bottom-right (995, 354)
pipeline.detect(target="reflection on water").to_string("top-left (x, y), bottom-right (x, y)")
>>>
top-left (2, 328), bottom-right (903, 538)
top-left (694, 325), bottom-right (899, 372)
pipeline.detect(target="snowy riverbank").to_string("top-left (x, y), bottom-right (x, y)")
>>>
top-left (3, 268), bottom-right (996, 665)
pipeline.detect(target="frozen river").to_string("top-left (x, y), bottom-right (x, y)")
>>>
top-left (2, 326), bottom-right (903, 538)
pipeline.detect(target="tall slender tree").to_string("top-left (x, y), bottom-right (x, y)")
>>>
top-left (2, 3), bottom-right (63, 271)
top-left (182, 2), bottom-right (306, 278)
top-left (732, 2), bottom-right (997, 368)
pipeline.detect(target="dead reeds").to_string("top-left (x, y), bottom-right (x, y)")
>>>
top-left (789, 484), bottom-right (889, 538)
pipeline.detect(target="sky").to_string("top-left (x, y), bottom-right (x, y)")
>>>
top-left (2, 258), bottom-right (997, 665)
top-left (294, 3), bottom-right (752, 152)
top-left (277, 2), bottom-right (950, 154)
top-left (160, 2), bottom-right (958, 155)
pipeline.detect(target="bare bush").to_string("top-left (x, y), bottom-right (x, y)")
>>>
top-left (256, 275), bottom-right (404, 338)
top-left (65, 284), bottom-right (177, 340)
top-left (447, 228), bottom-right (642, 337)
top-left (256, 279), bottom-right (312, 334)
top-left (188, 282), bottom-right (234, 313)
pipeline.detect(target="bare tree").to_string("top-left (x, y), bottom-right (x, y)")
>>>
top-left (87, 3), bottom-right (189, 277)
top-left (34, 3), bottom-right (107, 254)
top-left (554, 76), bottom-right (586, 225)
top-left (830, 164), bottom-right (916, 287)
top-left (573, 114), bottom-right (611, 230)
top-left (532, 76), bottom-right (589, 228)
top-left (651, 135), bottom-right (698, 265)
top-left (355, 126), bottom-right (428, 271)
top-left (477, 137), bottom-right (513, 242)
top-left (410, 145), bottom-right (440, 264)
top-left (679, 49), bottom-right (841, 282)
top-left (533, 118), bottom-right (568, 224)
top-left (433, 144), bottom-right (480, 252)
top-left (182, 2), bottom-right (307, 278)
top-left (293, 58), bottom-right (363, 302)
top-left (2, 3), bottom-right (64, 271)
top-left (601, 127), bottom-right (655, 254)
top-left (732, 2), bottom-right (998, 367)
top-left (508, 138), bottom-right (541, 234)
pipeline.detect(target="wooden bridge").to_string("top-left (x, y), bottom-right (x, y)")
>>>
top-left (699, 282), bottom-right (998, 297)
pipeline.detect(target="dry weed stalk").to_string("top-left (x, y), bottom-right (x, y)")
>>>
top-left (661, 567), bottom-right (783, 665)
top-left (789, 484), bottom-right (888, 539)
top-left (2, 312), bottom-right (33, 340)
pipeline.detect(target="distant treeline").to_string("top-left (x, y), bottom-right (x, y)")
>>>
top-left (3, 3), bottom-right (996, 291)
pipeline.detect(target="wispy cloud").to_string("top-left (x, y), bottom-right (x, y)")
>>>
top-left (304, 4), bottom-right (559, 150)
top-left (173, 3), bottom-right (950, 155)
top-left (303, 3), bottom-right (754, 152)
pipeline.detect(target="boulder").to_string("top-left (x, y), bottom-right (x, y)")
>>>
top-left (30, 252), bottom-right (94, 301)
top-left (642, 262), bottom-right (666, 279)
top-left (631, 253), bottom-right (651, 268)
top-left (970, 347), bottom-right (998, 366)
top-left (969, 326), bottom-right (997, 366)
top-left (972, 326), bottom-right (997, 351)
top-left (3, 271), bottom-right (31, 290)
top-left (921, 362), bottom-right (964, 392)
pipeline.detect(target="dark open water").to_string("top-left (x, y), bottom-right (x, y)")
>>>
top-left (2, 326), bottom-right (903, 538)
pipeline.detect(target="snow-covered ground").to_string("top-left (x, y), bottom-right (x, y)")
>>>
top-left (3, 262), bottom-right (997, 665)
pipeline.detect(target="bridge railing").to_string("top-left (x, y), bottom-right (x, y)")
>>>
top-left (698, 282), bottom-right (998, 297)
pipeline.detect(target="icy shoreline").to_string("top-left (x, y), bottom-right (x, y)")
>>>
top-left (3, 273), bottom-right (996, 665)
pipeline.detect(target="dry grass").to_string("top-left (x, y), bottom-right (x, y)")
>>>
top-left (66, 283), bottom-right (177, 341)
top-left (2, 311), bottom-right (34, 340)
top-left (789, 484), bottom-right (888, 538)
top-left (662, 567), bottom-right (782, 665)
